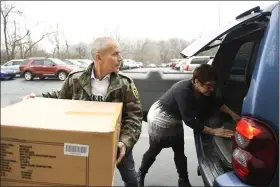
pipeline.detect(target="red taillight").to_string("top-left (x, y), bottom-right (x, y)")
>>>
top-left (232, 117), bottom-right (278, 185)
top-left (184, 65), bottom-right (189, 71)
top-left (236, 119), bottom-right (261, 139)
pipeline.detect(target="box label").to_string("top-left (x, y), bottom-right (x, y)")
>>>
top-left (1, 139), bottom-right (89, 185)
top-left (64, 143), bottom-right (89, 157)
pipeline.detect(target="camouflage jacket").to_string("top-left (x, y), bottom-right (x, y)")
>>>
top-left (35, 63), bottom-right (143, 152)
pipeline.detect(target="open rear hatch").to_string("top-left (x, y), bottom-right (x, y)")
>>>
top-left (188, 6), bottom-right (273, 187)
top-left (180, 6), bottom-right (271, 58)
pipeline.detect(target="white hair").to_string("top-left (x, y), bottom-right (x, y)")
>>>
top-left (91, 37), bottom-right (117, 60)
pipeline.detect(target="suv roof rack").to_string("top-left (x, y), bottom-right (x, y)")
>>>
top-left (236, 6), bottom-right (261, 20)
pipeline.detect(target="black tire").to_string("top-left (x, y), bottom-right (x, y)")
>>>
top-left (24, 71), bottom-right (33, 81)
top-left (57, 70), bottom-right (67, 81)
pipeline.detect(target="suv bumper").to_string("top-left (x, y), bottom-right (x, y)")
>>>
top-left (214, 172), bottom-right (251, 187)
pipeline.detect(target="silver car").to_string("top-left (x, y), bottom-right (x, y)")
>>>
top-left (2, 59), bottom-right (24, 75)
top-left (179, 56), bottom-right (212, 72)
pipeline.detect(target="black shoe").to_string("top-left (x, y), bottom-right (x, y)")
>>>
top-left (178, 177), bottom-right (192, 187)
top-left (137, 171), bottom-right (146, 187)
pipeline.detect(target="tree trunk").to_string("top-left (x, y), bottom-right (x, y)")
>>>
top-left (3, 17), bottom-right (10, 60)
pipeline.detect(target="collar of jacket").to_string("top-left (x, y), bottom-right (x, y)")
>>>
top-left (78, 62), bottom-right (123, 98)
top-left (91, 67), bottom-right (110, 81)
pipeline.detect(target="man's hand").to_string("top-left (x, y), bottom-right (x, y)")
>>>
top-left (231, 112), bottom-right (241, 122)
top-left (116, 142), bottom-right (126, 165)
top-left (213, 128), bottom-right (234, 138)
top-left (23, 93), bottom-right (36, 100)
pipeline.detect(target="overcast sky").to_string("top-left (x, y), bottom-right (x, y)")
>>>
top-left (2, 1), bottom-right (276, 52)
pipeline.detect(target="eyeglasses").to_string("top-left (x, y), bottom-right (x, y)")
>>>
top-left (202, 83), bottom-right (216, 90)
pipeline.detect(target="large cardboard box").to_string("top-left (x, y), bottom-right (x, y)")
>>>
top-left (1, 98), bottom-right (122, 186)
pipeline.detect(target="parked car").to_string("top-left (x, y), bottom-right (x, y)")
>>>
top-left (2, 59), bottom-right (24, 75)
top-left (148, 63), bottom-right (157, 68)
top-left (136, 62), bottom-right (143, 68)
top-left (62, 59), bottom-right (87, 69)
top-left (122, 2), bottom-right (279, 187)
top-left (19, 57), bottom-right (78, 81)
top-left (122, 59), bottom-right (138, 69)
top-left (75, 59), bottom-right (92, 66)
top-left (0, 66), bottom-right (17, 80)
top-left (177, 56), bottom-right (212, 72)
top-left (168, 59), bottom-right (182, 68)
top-left (159, 63), bottom-right (169, 67)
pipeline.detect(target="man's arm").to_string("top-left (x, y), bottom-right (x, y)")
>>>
top-left (34, 76), bottom-right (73, 99)
top-left (119, 81), bottom-right (143, 153)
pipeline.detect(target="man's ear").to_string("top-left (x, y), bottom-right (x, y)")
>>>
top-left (96, 53), bottom-right (102, 61)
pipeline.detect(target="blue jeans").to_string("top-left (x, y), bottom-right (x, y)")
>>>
top-left (117, 150), bottom-right (138, 187)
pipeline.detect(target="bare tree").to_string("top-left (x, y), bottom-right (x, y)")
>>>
top-left (55, 23), bottom-right (60, 58)
top-left (74, 42), bottom-right (87, 59)
top-left (1, 2), bottom-right (29, 60)
top-left (157, 40), bottom-right (171, 63)
top-left (130, 38), bottom-right (161, 64)
top-left (52, 48), bottom-right (56, 58)
top-left (1, 2), bottom-right (50, 60)
top-left (48, 23), bottom-right (60, 58)
top-left (65, 39), bottom-right (69, 58)
top-left (1, 47), bottom-right (8, 64)
top-left (113, 32), bottom-right (133, 58)
top-left (23, 32), bottom-right (53, 58)
top-left (1, 1), bottom-right (15, 60)
top-left (32, 48), bottom-right (50, 57)
top-left (8, 20), bottom-right (30, 59)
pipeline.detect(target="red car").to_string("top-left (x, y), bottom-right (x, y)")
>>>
top-left (20, 57), bottom-right (78, 81)
top-left (168, 59), bottom-right (182, 69)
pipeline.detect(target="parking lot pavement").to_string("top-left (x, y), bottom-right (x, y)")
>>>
top-left (1, 77), bottom-right (204, 186)
top-left (1, 77), bottom-right (62, 107)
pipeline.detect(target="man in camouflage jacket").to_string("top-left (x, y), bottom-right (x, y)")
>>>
top-left (24, 37), bottom-right (143, 187)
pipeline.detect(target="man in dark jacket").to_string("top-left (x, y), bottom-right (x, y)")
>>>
top-left (137, 64), bottom-right (240, 187)
top-left (24, 37), bottom-right (143, 187)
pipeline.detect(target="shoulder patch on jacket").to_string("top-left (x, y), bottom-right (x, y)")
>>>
top-left (131, 83), bottom-right (139, 99)
top-left (118, 72), bottom-right (139, 99)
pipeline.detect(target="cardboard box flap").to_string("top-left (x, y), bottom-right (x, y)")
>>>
top-left (1, 98), bottom-right (123, 133)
